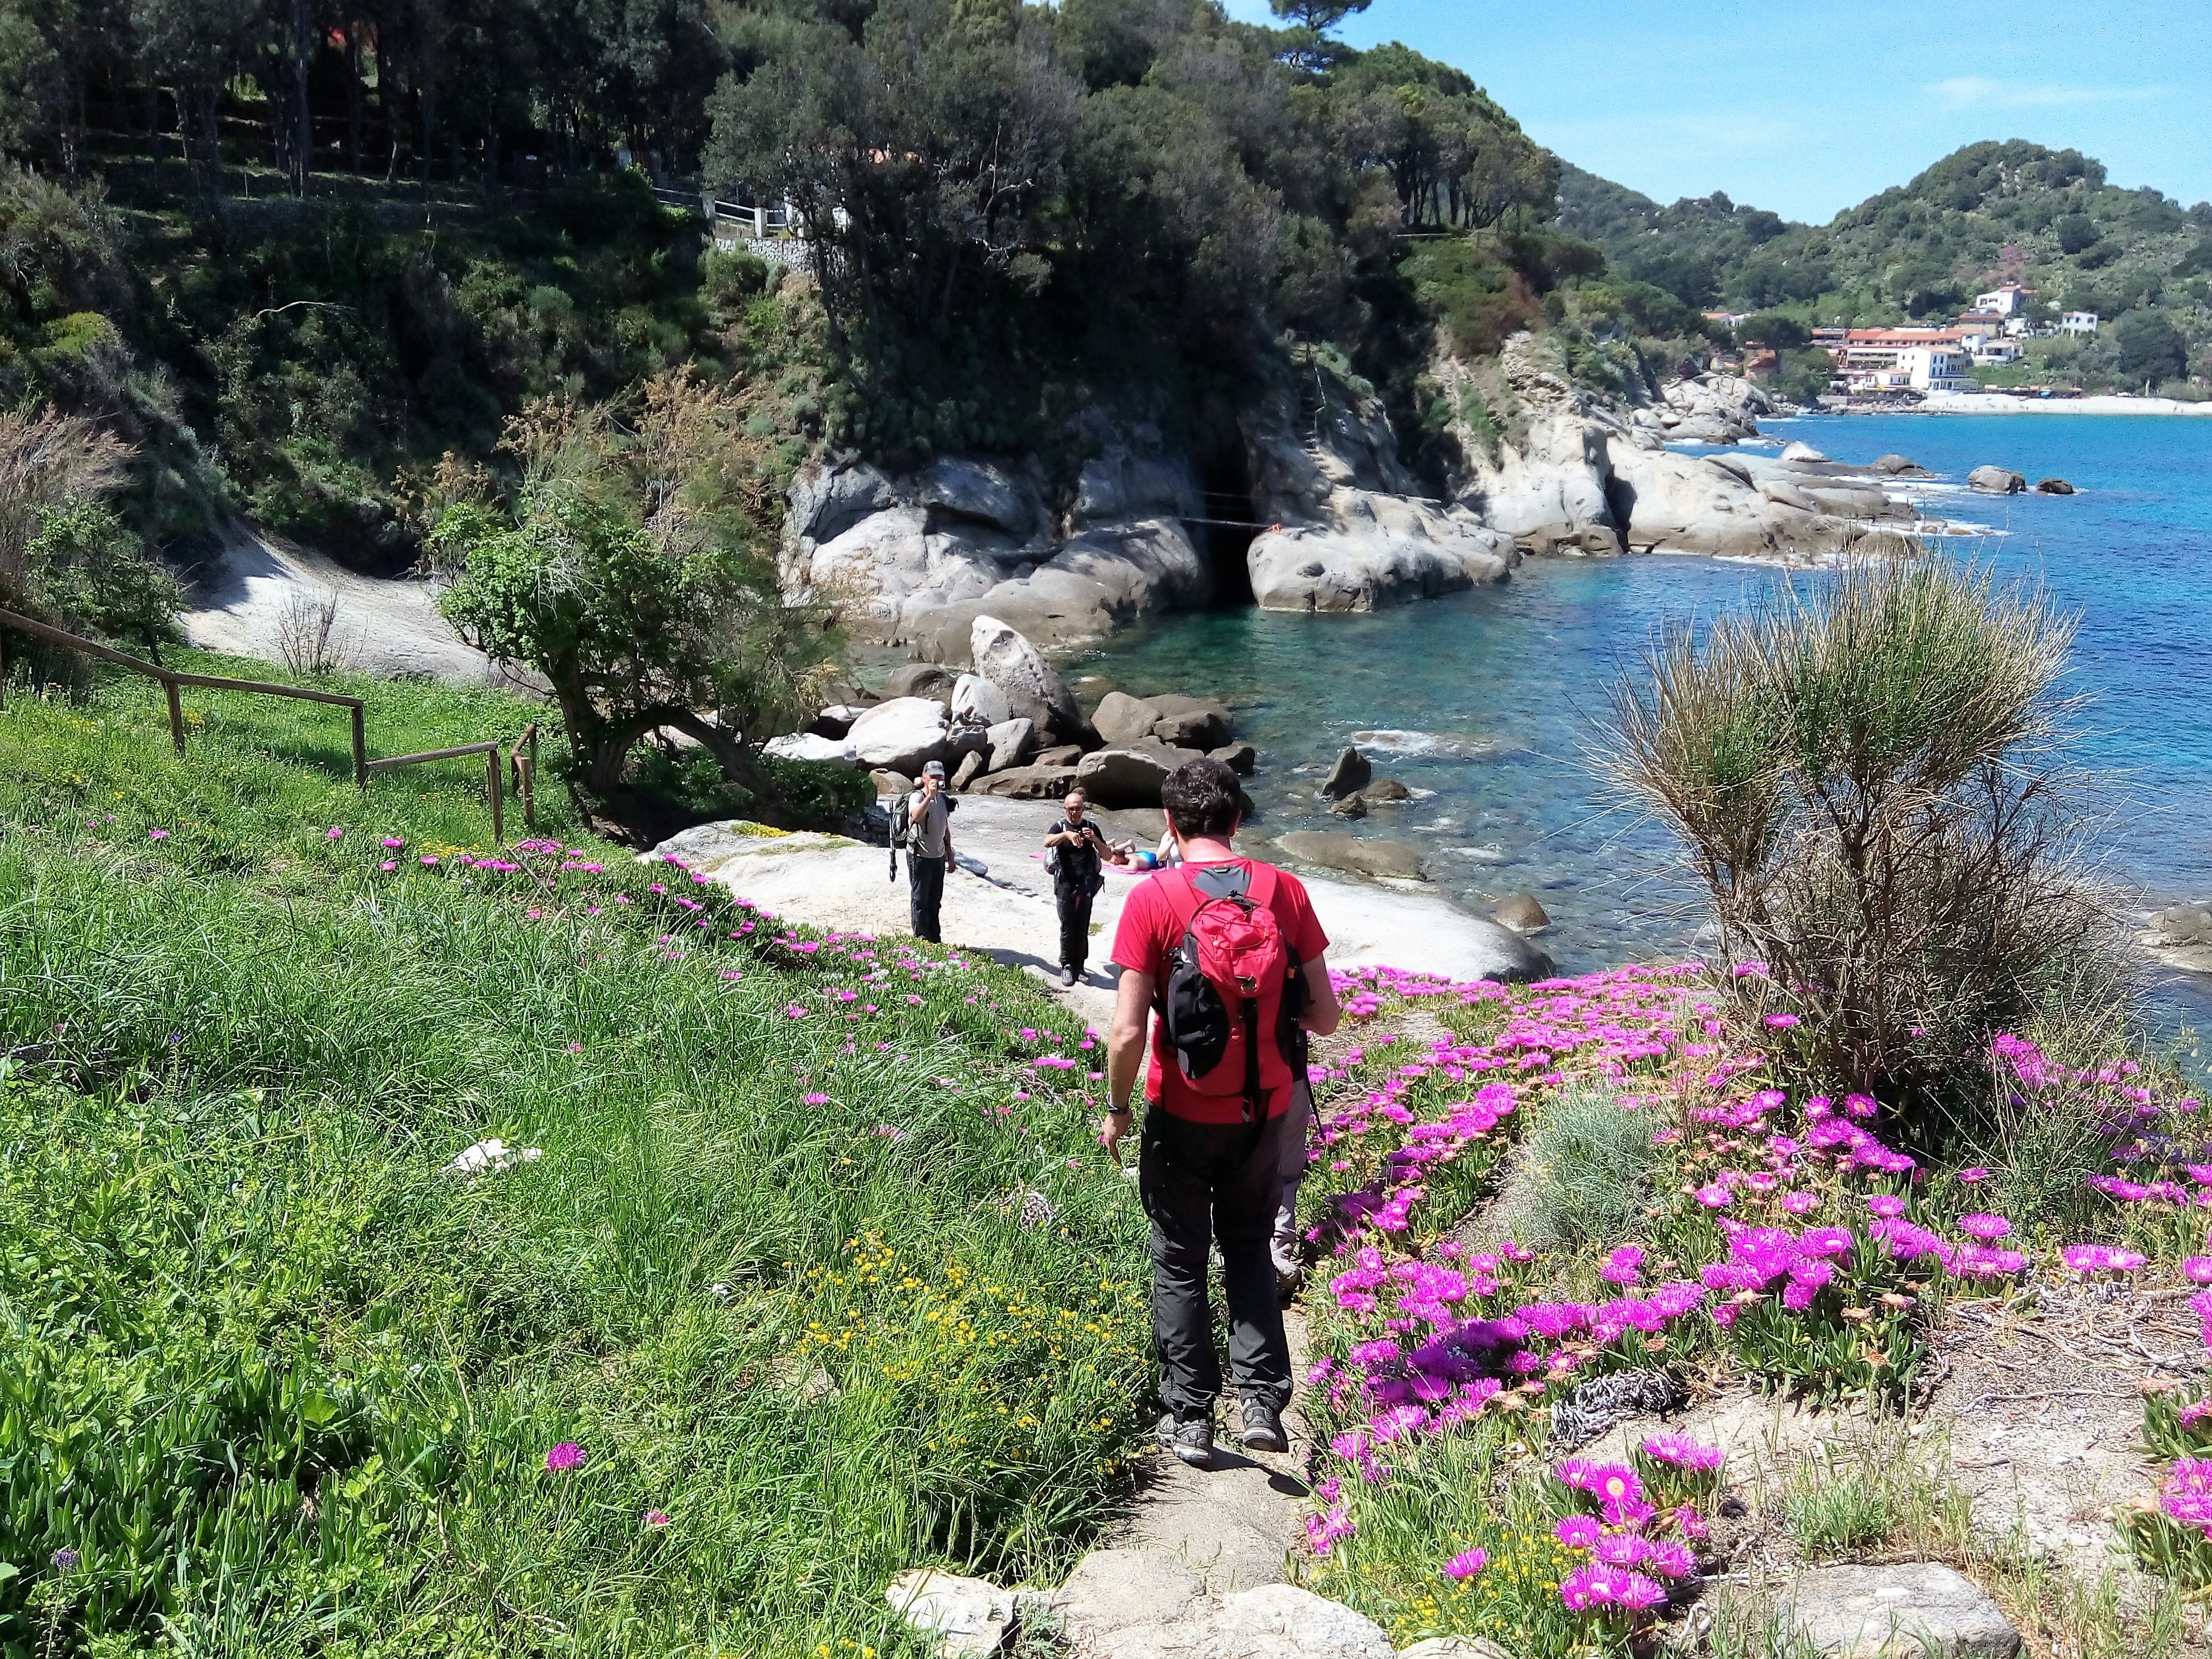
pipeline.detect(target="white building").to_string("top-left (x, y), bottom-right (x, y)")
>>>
top-left (1974, 283), bottom-right (2032, 316)
top-left (2059, 311), bottom-right (2100, 336)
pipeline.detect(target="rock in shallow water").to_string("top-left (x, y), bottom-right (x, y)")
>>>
top-left (1322, 747), bottom-right (1372, 799)
top-left (1780, 1562), bottom-right (2021, 1659)
top-left (1276, 830), bottom-right (1424, 879)
top-left (1968, 465), bottom-right (2026, 495)
top-left (1493, 892), bottom-right (1550, 932)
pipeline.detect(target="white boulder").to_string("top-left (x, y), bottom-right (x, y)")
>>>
top-left (845, 696), bottom-right (952, 773)
top-left (970, 617), bottom-right (1086, 742)
top-left (764, 732), bottom-right (858, 764)
top-left (950, 673), bottom-right (1011, 728)
top-left (984, 717), bottom-right (1035, 773)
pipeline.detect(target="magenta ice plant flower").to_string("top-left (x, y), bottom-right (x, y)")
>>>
top-left (1555, 1514), bottom-right (1601, 1549)
top-left (1956, 1213), bottom-right (2012, 1240)
top-left (545, 1442), bottom-right (584, 1472)
top-left (2185, 1257), bottom-right (2212, 1286)
top-left (2062, 1243), bottom-right (2147, 1274)
top-left (1443, 1547), bottom-right (1488, 1580)
top-left (1641, 1434), bottom-right (1724, 1472)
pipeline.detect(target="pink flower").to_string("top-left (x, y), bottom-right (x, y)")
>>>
top-left (421, 855), bottom-right (440, 866)
top-left (1957, 1214), bottom-right (2012, 1241)
top-left (643, 1509), bottom-right (672, 1528)
top-left (2184, 1257), bottom-right (2212, 1286)
top-left (1780, 1191), bottom-right (1819, 1215)
top-left (545, 1442), bottom-right (584, 1472)
top-left (148, 828), bottom-right (170, 840)
top-left (1866, 1194), bottom-right (1907, 1219)
top-left (382, 836), bottom-right (404, 848)
top-left (1443, 1547), bottom-right (1487, 1580)
top-left (379, 860), bottom-right (396, 872)
top-left (2062, 1243), bottom-right (2147, 1275)
top-left (1555, 1514), bottom-right (1601, 1549)
top-left (802, 1091), bottom-right (830, 1105)
top-left (1958, 1167), bottom-right (1992, 1184)
top-left (1641, 1433), bottom-right (1724, 1472)
top-left (1694, 1184), bottom-right (1733, 1209)
top-left (1763, 1013), bottom-right (1799, 1029)
top-left (325, 827), bottom-right (344, 840)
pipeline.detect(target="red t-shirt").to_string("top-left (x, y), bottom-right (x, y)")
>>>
top-left (1111, 858), bottom-right (1329, 1123)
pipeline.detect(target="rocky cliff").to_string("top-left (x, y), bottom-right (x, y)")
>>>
top-left (782, 337), bottom-right (1924, 666)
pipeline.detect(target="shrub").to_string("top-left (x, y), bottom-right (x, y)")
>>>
top-left (432, 371), bottom-right (833, 796)
top-left (1603, 559), bottom-right (2121, 1123)
top-left (1488, 1085), bottom-right (1660, 1254)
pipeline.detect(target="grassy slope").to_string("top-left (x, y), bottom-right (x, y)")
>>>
top-left (0, 655), bottom-right (1148, 1656)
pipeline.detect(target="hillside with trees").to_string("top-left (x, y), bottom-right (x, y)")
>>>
top-left (1559, 141), bottom-right (2212, 394)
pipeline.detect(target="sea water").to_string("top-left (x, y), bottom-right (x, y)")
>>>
top-left (1077, 413), bottom-right (2212, 1037)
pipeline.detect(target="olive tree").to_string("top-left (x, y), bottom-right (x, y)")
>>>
top-left (432, 371), bottom-right (835, 795)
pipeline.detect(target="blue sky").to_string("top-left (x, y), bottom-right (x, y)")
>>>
top-left (1220, 0), bottom-right (2212, 223)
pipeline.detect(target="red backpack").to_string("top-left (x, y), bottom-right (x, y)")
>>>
top-left (1156, 864), bottom-right (1309, 1124)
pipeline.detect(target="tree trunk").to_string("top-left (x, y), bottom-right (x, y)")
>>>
top-left (345, 20), bottom-right (364, 175)
top-left (290, 0), bottom-right (312, 196)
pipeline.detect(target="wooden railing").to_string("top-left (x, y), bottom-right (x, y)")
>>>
top-left (0, 605), bottom-right (537, 840)
top-left (0, 604), bottom-right (367, 783)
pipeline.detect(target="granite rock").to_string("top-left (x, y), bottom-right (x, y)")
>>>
top-left (1780, 1563), bottom-right (2021, 1659)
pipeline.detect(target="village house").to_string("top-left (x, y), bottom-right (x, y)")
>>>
top-left (1827, 327), bottom-right (1980, 393)
top-left (2060, 310), bottom-right (2101, 336)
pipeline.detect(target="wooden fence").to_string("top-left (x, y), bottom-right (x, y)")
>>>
top-left (0, 605), bottom-right (536, 840)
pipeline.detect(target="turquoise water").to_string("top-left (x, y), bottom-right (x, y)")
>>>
top-left (1078, 414), bottom-right (2212, 1026)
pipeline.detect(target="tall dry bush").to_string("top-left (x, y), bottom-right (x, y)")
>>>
top-left (1604, 558), bottom-right (2123, 1120)
top-left (0, 406), bottom-right (126, 608)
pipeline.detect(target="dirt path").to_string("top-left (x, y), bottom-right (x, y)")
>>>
top-left (1106, 1309), bottom-right (1317, 1592)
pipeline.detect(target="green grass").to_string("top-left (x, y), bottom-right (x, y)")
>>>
top-left (0, 658), bottom-right (1151, 1656)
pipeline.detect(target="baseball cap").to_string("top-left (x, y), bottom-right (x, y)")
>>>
top-left (921, 759), bottom-right (947, 778)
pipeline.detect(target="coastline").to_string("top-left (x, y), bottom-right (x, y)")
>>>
top-left (1847, 392), bottom-right (2212, 417)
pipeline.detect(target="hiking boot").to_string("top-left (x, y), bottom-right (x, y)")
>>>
top-left (1060, 965), bottom-right (1078, 988)
top-left (1157, 1411), bottom-right (1214, 1468)
top-left (1238, 1398), bottom-right (1289, 1453)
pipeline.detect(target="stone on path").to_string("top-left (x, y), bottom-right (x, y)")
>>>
top-left (885, 1569), bottom-right (1021, 1658)
top-left (1058, 1562), bottom-right (1394, 1659)
top-left (1780, 1563), bottom-right (2021, 1658)
top-left (1055, 1551), bottom-right (1206, 1650)
top-left (1397, 1640), bottom-right (1512, 1659)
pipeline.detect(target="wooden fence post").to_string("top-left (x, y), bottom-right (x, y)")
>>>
top-left (351, 704), bottom-right (368, 789)
top-left (163, 679), bottom-right (186, 754)
top-left (487, 745), bottom-right (504, 844)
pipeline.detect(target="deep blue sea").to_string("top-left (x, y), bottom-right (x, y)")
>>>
top-left (1078, 414), bottom-right (2212, 1038)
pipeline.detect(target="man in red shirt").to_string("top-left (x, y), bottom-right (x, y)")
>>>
top-left (1103, 757), bottom-right (1341, 1466)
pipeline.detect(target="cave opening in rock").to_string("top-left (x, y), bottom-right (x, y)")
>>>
top-left (1191, 434), bottom-right (1260, 608)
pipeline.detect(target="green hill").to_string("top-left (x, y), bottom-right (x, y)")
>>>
top-left (1558, 141), bottom-right (2212, 393)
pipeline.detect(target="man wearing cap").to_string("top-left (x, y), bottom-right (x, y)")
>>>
top-left (905, 761), bottom-right (957, 943)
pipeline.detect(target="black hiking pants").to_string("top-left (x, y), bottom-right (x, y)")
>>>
top-left (1054, 880), bottom-right (1095, 975)
top-left (907, 853), bottom-right (945, 942)
top-left (1139, 1102), bottom-right (1293, 1422)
